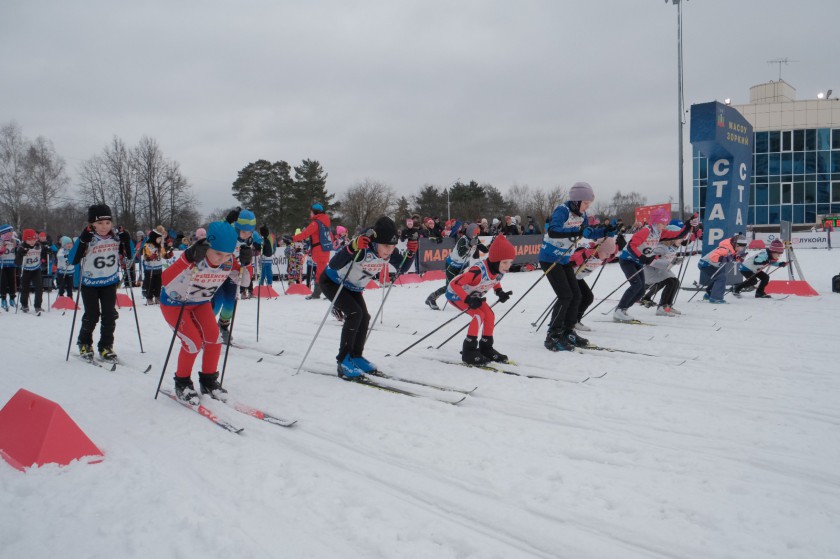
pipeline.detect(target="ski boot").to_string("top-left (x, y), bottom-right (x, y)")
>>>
top-left (562, 328), bottom-right (589, 348)
top-left (656, 305), bottom-right (677, 317)
top-left (78, 343), bottom-right (95, 362)
top-left (35, 307), bottom-right (44, 315)
top-left (337, 355), bottom-right (365, 379)
top-left (755, 291), bottom-right (771, 299)
top-left (20, 306), bottom-right (29, 313)
top-left (99, 347), bottom-right (119, 364)
top-left (574, 321), bottom-right (591, 332)
top-left (544, 329), bottom-right (575, 352)
top-left (424, 295), bottom-right (440, 310)
top-left (639, 298), bottom-right (655, 308)
top-left (218, 320), bottom-right (231, 344)
top-left (479, 336), bottom-right (508, 363)
top-left (351, 355), bottom-right (378, 374)
top-left (613, 308), bottom-right (635, 323)
top-left (462, 336), bottom-right (490, 365)
top-left (708, 298), bottom-right (727, 304)
top-left (174, 376), bottom-right (200, 405)
top-left (198, 372), bottom-right (229, 402)
top-left (1, 299), bottom-right (7, 311)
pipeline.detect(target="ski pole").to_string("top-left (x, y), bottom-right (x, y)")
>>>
top-left (673, 237), bottom-right (699, 304)
top-left (256, 273), bottom-right (261, 342)
top-left (295, 232), bottom-right (371, 375)
top-left (64, 260), bottom-right (84, 361)
top-left (393, 306), bottom-right (470, 356)
top-left (220, 269), bottom-right (245, 387)
top-left (154, 302), bottom-right (187, 399)
top-left (582, 264), bottom-right (646, 318)
top-left (434, 300), bottom-right (499, 350)
top-left (122, 260), bottom-right (145, 353)
top-left (366, 251), bottom-right (411, 342)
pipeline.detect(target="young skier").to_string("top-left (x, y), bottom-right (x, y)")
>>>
top-left (733, 238), bottom-right (787, 298)
top-left (425, 222), bottom-right (487, 310)
top-left (539, 182), bottom-right (617, 350)
top-left (55, 236), bottom-right (75, 298)
top-left (15, 229), bottom-right (44, 313)
top-left (615, 208), bottom-right (696, 321)
top-left (212, 209), bottom-right (256, 342)
top-left (697, 233), bottom-right (742, 304)
top-left (142, 226), bottom-right (171, 305)
top-left (446, 234), bottom-right (515, 364)
top-left (160, 221), bottom-right (246, 404)
top-left (258, 225), bottom-right (275, 287)
top-left (637, 224), bottom-right (688, 316)
top-left (292, 203), bottom-right (332, 300)
top-left (0, 225), bottom-right (19, 310)
top-left (320, 216), bottom-right (418, 378)
top-left (69, 204), bottom-right (132, 362)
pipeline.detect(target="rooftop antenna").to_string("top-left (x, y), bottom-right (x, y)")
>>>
top-left (767, 57), bottom-right (798, 81)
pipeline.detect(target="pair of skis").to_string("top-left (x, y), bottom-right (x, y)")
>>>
top-left (432, 358), bottom-right (607, 384)
top-left (299, 367), bottom-right (470, 405)
top-left (160, 388), bottom-right (297, 434)
top-left (75, 354), bottom-right (152, 374)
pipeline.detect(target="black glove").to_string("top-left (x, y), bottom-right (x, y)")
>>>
top-left (259, 225), bottom-right (269, 237)
top-left (79, 226), bottom-right (94, 243)
top-left (465, 292), bottom-right (484, 309)
top-left (238, 245), bottom-right (253, 266)
top-left (184, 239), bottom-right (210, 263)
top-left (778, 261), bottom-right (788, 267)
top-left (639, 253), bottom-right (656, 265)
top-left (282, 235), bottom-right (293, 245)
top-left (225, 207), bottom-right (241, 224)
top-left (496, 290), bottom-right (512, 303)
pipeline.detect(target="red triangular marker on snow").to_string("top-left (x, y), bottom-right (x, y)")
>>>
top-left (52, 296), bottom-right (79, 310)
top-left (0, 389), bottom-right (104, 471)
top-left (116, 293), bottom-right (134, 307)
top-left (764, 280), bottom-right (819, 297)
top-left (254, 285), bottom-right (279, 298)
top-left (285, 283), bottom-right (312, 296)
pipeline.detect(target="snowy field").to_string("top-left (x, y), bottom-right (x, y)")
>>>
top-left (2, 249), bottom-right (839, 559)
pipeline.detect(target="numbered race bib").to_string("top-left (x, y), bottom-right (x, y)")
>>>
top-left (22, 248), bottom-right (41, 270)
top-left (81, 237), bottom-right (120, 284)
top-left (165, 260), bottom-right (231, 303)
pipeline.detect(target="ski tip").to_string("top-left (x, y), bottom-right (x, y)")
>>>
top-left (257, 357), bottom-right (264, 363)
top-left (142, 365), bottom-right (152, 374)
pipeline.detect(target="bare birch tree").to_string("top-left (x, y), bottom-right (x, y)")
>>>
top-left (25, 136), bottom-right (69, 230)
top-left (338, 179), bottom-right (396, 230)
top-left (0, 122), bottom-right (30, 230)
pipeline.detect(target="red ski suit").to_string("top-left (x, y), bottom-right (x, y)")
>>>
top-left (293, 213), bottom-right (331, 284)
top-left (160, 253), bottom-right (242, 378)
top-left (447, 261), bottom-right (505, 337)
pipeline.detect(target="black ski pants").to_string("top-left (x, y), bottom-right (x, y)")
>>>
top-left (736, 270), bottom-right (769, 293)
top-left (540, 261), bottom-right (581, 332)
top-left (57, 272), bottom-right (74, 297)
top-left (576, 279), bottom-right (594, 322)
top-left (78, 283), bottom-right (118, 350)
top-left (618, 260), bottom-right (646, 310)
top-left (646, 276), bottom-right (679, 307)
top-left (19, 268), bottom-right (43, 309)
top-left (0, 267), bottom-right (16, 300)
top-left (320, 276), bottom-right (370, 363)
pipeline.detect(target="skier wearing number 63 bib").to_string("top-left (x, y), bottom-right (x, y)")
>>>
top-left (69, 204), bottom-right (133, 363)
top-left (160, 221), bottom-right (246, 404)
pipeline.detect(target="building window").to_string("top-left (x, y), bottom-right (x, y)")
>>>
top-left (782, 130), bottom-right (793, 151)
top-left (755, 132), bottom-right (769, 153)
top-left (818, 128), bottom-right (831, 150)
top-left (833, 129), bottom-right (840, 150)
top-left (769, 131), bottom-right (781, 152)
top-left (832, 181), bottom-right (840, 204)
top-left (806, 129), bottom-right (817, 151)
top-left (781, 183), bottom-right (793, 205)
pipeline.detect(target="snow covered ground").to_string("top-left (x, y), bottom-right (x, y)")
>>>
top-left (2, 249), bottom-right (839, 559)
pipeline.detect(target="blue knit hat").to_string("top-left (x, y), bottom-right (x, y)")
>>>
top-left (206, 221), bottom-right (237, 252)
top-left (0, 224), bottom-right (12, 236)
top-left (311, 203), bottom-right (324, 213)
top-left (234, 209), bottom-right (256, 232)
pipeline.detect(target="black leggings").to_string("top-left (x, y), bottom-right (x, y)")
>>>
top-left (618, 260), bottom-right (646, 310)
top-left (320, 276), bottom-right (370, 363)
top-left (645, 276), bottom-right (679, 306)
top-left (19, 268), bottom-right (43, 309)
top-left (576, 279), bottom-right (594, 322)
top-left (78, 284), bottom-right (118, 350)
top-left (540, 261), bottom-right (581, 332)
top-left (0, 267), bottom-right (16, 299)
top-left (736, 270), bottom-right (769, 293)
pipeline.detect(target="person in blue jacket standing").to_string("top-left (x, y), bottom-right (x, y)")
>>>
top-left (539, 182), bottom-right (616, 351)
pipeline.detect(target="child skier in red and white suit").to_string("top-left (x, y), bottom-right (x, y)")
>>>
top-left (446, 234), bottom-right (516, 365)
top-left (160, 221), bottom-right (249, 404)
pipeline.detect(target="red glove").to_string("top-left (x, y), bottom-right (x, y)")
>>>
top-left (351, 235), bottom-right (370, 251)
top-left (406, 240), bottom-right (419, 253)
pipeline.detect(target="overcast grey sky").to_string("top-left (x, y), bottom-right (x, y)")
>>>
top-left (2, 0), bottom-right (838, 218)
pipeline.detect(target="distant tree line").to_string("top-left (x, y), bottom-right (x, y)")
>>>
top-left (0, 120), bottom-right (201, 236)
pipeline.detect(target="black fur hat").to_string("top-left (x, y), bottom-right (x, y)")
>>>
top-left (88, 204), bottom-right (112, 223)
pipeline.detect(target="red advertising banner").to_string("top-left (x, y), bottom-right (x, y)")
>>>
top-left (634, 203), bottom-right (671, 225)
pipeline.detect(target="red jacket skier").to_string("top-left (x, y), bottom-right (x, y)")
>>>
top-left (292, 203), bottom-right (332, 300)
top-left (446, 234), bottom-right (516, 365)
